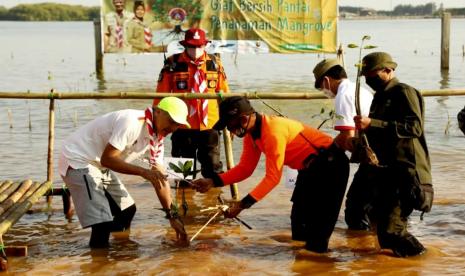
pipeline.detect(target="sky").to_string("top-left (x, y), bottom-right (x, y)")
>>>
top-left (1, 0), bottom-right (464, 10)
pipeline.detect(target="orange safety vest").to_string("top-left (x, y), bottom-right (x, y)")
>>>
top-left (219, 114), bottom-right (333, 201)
top-left (154, 52), bottom-right (229, 130)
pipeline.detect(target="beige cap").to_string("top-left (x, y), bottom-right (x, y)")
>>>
top-left (312, 58), bottom-right (343, 88)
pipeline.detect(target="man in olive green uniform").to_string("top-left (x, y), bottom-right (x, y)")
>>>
top-left (353, 52), bottom-right (433, 257)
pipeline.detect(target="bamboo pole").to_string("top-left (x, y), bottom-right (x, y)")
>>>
top-left (46, 97), bottom-right (55, 206)
top-left (0, 235), bottom-right (6, 271)
top-left (0, 181), bottom-right (12, 195)
top-left (0, 181), bottom-right (52, 235)
top-left (0, 182), bottom-right (41, 224)
top-left (0, 180), bottom-right (32, 217)
top-left (1, 89), bottom-right (465, 100)
top-left (222, 129), bottom-right (239, 200)
top-left (0, 182), bottom-right (20, 203)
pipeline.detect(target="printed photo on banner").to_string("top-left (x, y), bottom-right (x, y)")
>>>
top-left (101, 0), bottom-right (337, 54)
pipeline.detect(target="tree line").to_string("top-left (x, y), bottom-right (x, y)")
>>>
top-left (0, 3), bottom-right (99, 21)
top-left (341, 2), bottom-right (465, 17)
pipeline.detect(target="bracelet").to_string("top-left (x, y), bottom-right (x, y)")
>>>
top-left (163, 203), bottom-right (180, 219)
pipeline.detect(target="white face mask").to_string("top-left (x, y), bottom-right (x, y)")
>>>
top-left (186, 47), bottom-right (205, 60)
top-left (321, 78), bottom-right (336, 98)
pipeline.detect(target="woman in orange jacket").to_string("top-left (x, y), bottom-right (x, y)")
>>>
top-left (193, 96), bottom-right (349, 253)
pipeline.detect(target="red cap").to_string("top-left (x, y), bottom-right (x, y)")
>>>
top-left (180, 28), bottom-right (210, 47)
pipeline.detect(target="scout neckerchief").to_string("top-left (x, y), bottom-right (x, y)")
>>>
top-left (115, 24), bottom-right (123, 48)
top-left (190, 54), bottom-right (209, 127)
top-left (134, 17), bottom-right (152, 48)
top-left (145, 107), bottom-right (164, 166)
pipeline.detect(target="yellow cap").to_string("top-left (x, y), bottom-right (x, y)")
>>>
top-left (157, 97), bottom-right (190, 128)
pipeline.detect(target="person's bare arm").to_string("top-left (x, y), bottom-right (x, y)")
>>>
top-left (334, 129), bottom-right (356, 151)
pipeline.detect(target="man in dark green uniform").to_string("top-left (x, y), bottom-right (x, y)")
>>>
top-left (353, 52), bottom-right (433, 257)
top-left (457, 106), bottom-right (465, 135)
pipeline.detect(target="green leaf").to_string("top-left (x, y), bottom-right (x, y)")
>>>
top-left (183, 160), bottom-right (193, 172)
top-left (362, 35), bottom-right (371, 41)
top-left (364, 45), bottom-right (377, 49)
top-left (169, 162), bottom-right (183, 173)
top-left (347, 43), bottom-right (358, 48)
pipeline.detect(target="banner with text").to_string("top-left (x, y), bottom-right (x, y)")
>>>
top-left (101, 0), bottom-right (337, 54)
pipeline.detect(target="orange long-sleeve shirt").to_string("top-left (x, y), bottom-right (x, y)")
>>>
top-left (219, 114), bottom-right (333, 202)
top-left (154, 51), bottom-right (229, 130)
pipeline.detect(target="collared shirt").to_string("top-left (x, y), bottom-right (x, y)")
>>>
top-left (334, 79), bottom-right (373, 131)
top-left (219, 114), bottom-right (333, 201)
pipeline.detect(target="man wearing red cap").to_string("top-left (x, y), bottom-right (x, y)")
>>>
top-left (154, 27), bottom-right (229, 178)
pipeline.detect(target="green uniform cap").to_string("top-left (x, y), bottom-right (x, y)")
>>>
top-left (312, 58), bottom-right (342, 88)
top-left (157, 97), bottom-right (190, 128)
top-left (361, 52), bottom-right (397, 75)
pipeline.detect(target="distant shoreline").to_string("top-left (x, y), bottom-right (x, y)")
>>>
top-left (340, 15), bottom-right (465, 20)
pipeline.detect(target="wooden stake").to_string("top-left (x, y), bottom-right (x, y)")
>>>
top-left (94, 19), bottom-right (104, 80)
top-left (7, 108), bottom-right (13, 129)
top-left (222, 129), bottom-right (239, 200)
top-left (46, 94), bottom-right (55, 207)
top-left (190, 210), bottom-right (221, 242)
top-left (441, 12), bottom-right (451, 70)
top-left (336, 43), bottom-right (346, 69)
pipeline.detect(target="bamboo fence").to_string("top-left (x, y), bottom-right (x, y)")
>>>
top-left (1, 89), bottom-right (465, 100)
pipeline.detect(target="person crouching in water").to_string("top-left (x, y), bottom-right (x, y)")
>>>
top-left (59, 97), bottom-right (190, 248)
top-left (192, 96), bottom-right (349, 253)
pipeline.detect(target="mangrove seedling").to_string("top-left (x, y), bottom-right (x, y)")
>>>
top-left (168, 160), bottom-right (200, 216)
top-left (347, 36), bottom-right (380, 166)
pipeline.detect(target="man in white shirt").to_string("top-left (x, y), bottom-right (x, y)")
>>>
top-left (313, 59), bottom-right (374, 230)
top-left (59, 97), bottom-right (190, 248)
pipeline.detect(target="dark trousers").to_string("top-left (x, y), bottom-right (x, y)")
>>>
top-left (344, 164), bottom-right (372, 230)
top-left (89, 190), bottom-right (136, 248)
top-left (368, 166), bottom-right (425, 257)
top-left (291, 144), bottom-right (349, 253)
top-left (171, 128), bottom-right (223, 178)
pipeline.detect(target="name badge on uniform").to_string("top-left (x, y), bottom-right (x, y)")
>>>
top-left (176, 80), bottom-right (187, 90)
top-left (208, 80), bottom-right (217, 88)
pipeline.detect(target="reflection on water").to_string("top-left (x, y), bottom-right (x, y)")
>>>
top-left (1, 20), bottom-right (465, 274)
top-left (440, 69), bottom-right (450, 89)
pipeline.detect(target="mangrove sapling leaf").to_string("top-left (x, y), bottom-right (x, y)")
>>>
top-left (347, 35), bottom-right (380, 166)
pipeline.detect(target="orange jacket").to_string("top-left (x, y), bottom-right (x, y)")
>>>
top-left (154, 52), bottom-right (229, 130)
top-left (219, 114), bottom-right (333, 201)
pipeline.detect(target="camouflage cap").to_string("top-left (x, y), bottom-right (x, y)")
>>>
top-left (312, 58), bottom-right (343, 88)
top-left (361, 52), bottom-right (397, 75)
